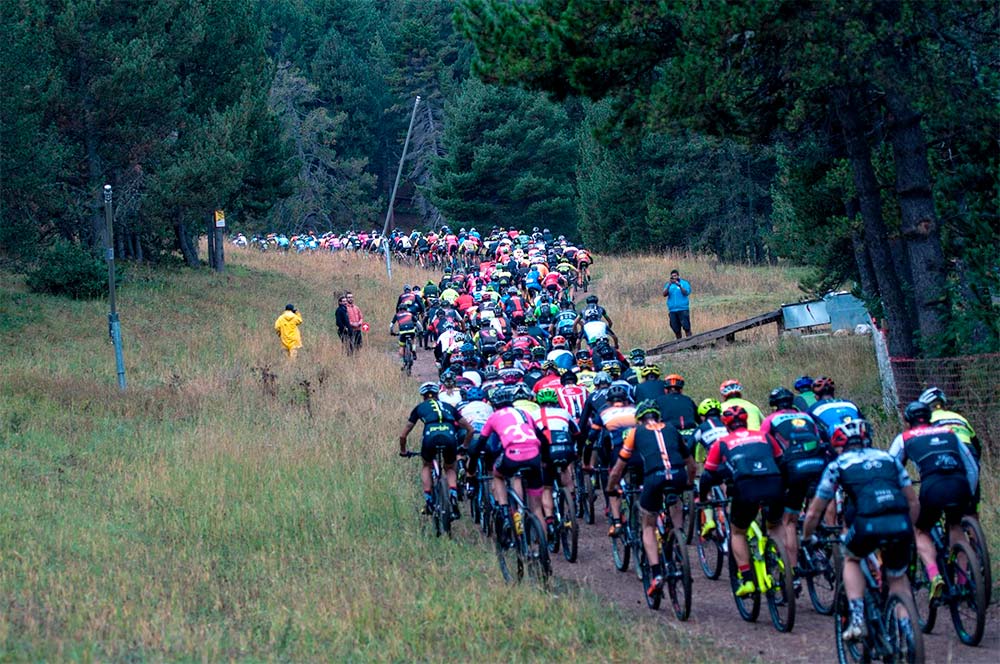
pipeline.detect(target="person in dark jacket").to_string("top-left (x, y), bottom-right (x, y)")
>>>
top-left (335, 295), bottom-right (354, 355)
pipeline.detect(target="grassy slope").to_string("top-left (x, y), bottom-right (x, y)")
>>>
top-left (0, 252), bottom-right (722, 662)
top-left (1, 249), bottom-right (993, 659)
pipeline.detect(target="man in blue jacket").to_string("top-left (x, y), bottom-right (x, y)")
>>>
top-left (662, 269), bottom-right (692, 339)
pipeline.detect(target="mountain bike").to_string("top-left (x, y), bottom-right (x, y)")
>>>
top-left (834, 553), bottom-right (924, 663)
top-left (547, 462), bottom-right (578, 562)
top-left (574, 463), bottom-right (595, 525)
top-left (961, 514), bottom-right (992, 608)
top-left (697, 487), bottom-right (730, 580)
top-left (639, 493), bottom-right (692, 620)
top-left (610, 467), bottom-right (642, 573)
top-left (470, 456), bottom-right (495, 536)
top-left (908, 517), bottom-right (986, 646)
top-left (728, 516), bottom-right (796, 632)
top-left (494, 469), bottom-right (552, 585)
top-left (798, 522), bottom-right (842, 615)
top-left (402, 444), bottom-right (454, 538)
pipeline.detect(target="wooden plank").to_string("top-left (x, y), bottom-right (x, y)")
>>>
top-left (646, 309), bottom-right (782, 355)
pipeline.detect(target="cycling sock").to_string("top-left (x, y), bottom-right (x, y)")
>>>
top-left (926, 563), bottom-right (940, 579)
top-left (424, 491), bottom-right (434, 505)
top-left (545, 516), bottom-right (554, 525)
top-left (738, 563), bottom-right (751, 576)
top-left (449, 487), bottom-right (458, 501)
top-left (849, 598), bottom-right (864, 622)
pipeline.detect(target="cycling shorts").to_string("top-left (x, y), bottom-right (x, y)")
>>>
top-left (494, 454), bottom-right (543, 495)
top-left (639, 471), bottom-right (688, 513)
top-left (729, 478), bottom-right (784, 530)
top-left (915, 475), bottom-right (971, 531)
top-left (842, 514), bottom-right (913, 578)
top-left (421, 435), bottom-right (457, 464)
top-left (783, 469), bottom-right (823, 513)
top-left (397, 329), bottom-right (417, 346)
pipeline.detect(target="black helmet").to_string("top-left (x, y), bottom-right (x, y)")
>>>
top-left (586, 295), bottom-right (598, 304)
top-left (903, 401), bottom-right (932, 426)
top-left (491, 385), bottom-right (516, 407)
top-left (768, 387), bottom-right (795, 410)
top-left (606, 384), bottom-right (630, 402)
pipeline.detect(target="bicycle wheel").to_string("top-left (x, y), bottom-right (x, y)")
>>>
top-left (575, 466), bottom-right (594, 525)
top-left (559, 489), bottom-right (578, 563)
top-left (665, 529), bottom-right (693, 621)
top-left (523, 513), bottom-right (552, 584)
top-left (765, 535), bottom-right (796, 633)
top-left (806, 539), bottom-right (841, 616)
top-left (729, 547), bottom-right (761, 622)
top-left (403, 339), bottom-right (413, 376)
top-left (697, 525), bottom-right (725, 580)
top-left (612, 499), bottom-right (631, 573)
top-left (947, 539), bottom-right (986, 646)
top-left (630, 500), bottom-right (644, 581)
top-left (886, 591), bottom-right (925, 663)
top-left (435, 477), bottom-right (452, 538)
top-left (833, 583), bottom-right (865, 664)
top-left (681, 489), bottom-right (695, 545)
top-left (961, 515), bottom-right (992, 608)
top-left (495, 517), bottom-right (519, 583)
top-left (908, 549), bottom-right (937, 634)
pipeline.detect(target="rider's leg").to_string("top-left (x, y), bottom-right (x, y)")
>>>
top-left (783, 509), bottom-right (800, 568)
top-left (642, 510), bottom-right (660, 568)
top-left (421, 462), bottom-right (433, 494)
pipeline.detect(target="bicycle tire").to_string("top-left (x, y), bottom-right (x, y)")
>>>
top-left (833, 583), bottom-right (865, 664)
top-left (961, 515), bottom-right (992, 608)
top-left (640, 546), bottom-right (661, 610)
top-left (630, 500), bottom-right (644, 581)
top-left (576, 466), bottom-right (594, 525)
top-left (697, 527), bottom-right (725, 580)
top-left (947, 539), bottom-right (986, 646)
top-left (765, 535), bottom-right (796, 633)
top-left (886, 591), bottom-right (925, 663)
top-left (806, 538), bottom-right (840, 616)
top-left (403, 339), bottom-right (414, 376)
top-left (523, 512), bottom-right (552, 584)
top-left (909, 548), bottom-right (937, 634)
top-left (681, 489), bottom-right (695, 545)
top-left (612, 497), bottom-right (631, 573)
top-left (435, 475), bottom-right (452, 538)
top-left (665, 529), bottom-right (692, 621)
top-left (495, 517), bottom-right (518, 583)
top-left (729, 546), bottom-right (761, 622)
top-left (559, 489), bottom-right (578, 563)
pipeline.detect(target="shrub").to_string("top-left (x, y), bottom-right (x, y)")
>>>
top-left (26, 239), bottom-right (108, 299)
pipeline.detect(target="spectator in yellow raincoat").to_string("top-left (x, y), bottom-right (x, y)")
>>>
top-left (274, 303), bottom-right (303, 359)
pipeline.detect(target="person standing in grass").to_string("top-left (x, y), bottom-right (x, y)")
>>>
top-left (662, 268), bottom-right (692, 339)
top-left (335, 295), bottom-right (354, 355)
top-left (274, 303), bottom-right (303, 360)
top-left (344, 291), bottom-right (365, 352)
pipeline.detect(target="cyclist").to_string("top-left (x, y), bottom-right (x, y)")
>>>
top-left (607, 399), bottom-right (696, 598)
top-left (699, 405), bottom-right (785, 597)
top-left (655, 373), bottom-right (698, 437)
top-left (622, 348), bottom-right (647, 386)
top-left (694, 398), bottom-right (728, 536)
top-left (576, 355), bottom-right (597, 389)
top-left (536, 387), bottom-right (582, 539)
top-left (888, 401), bottom-right (978, 599)
top-left (398, 382), bottom-right (476, 518)
top-left (555, 371), bottom-right (588, 423)
top-left (591, 384), bottom-right (637, 538)
top-left (634, 364), bottom-right (667, 402)
top-left (389, 302), bottom-right (422, 362)
top-left (479, 385), bottom-right (547, 532)
top-left (438, 369), bottom-right (463, 407)
top-left (807, 376), bottom-right (863, 443)
top-left (919, 386), bottom-right (982, 514)
top-left (512, 382), bottom-right (541, 418)
top-left (460, 386), bottom-right (495, 498)
top-left (759, 386), bottom-right (826, 572)
top-left (719, 379), bottom-right (765, 430)
top-left (803, 420), bottom-right (919, 643)
top-left (546, 335), bottom-right (575, 370)
top-left (792, 375), bottom-right (817, 412)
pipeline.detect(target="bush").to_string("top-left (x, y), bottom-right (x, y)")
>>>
top-left (26, 239), bottom-right (108, 299)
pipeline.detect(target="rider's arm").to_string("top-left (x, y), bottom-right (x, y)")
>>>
top-left (456, 416), bottom-right (475, 446)
top-left (399, 420), bottom-right (416, 455)
top-left (605, 429), bottom-right (634, 491)
top-left (801, 494), bottom-right (830, 540)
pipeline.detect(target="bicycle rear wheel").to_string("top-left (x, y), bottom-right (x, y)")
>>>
top-left (908, 548), bottom-right (937, 633)
top-left (639, 546), bottom-right (661, 610)
top-left (961, 516), bottom-right (992, 608)
top-left (434, 476), bottom-right (452, 538)
top-left (559, 489), bottom-right (578, 563)
top-left (665, 529), bottom-right (692, 621)
top-left (765, 535), bottom-right (796, 633)
top-left (575, 466), bottom-right (594, 525)
top-left (680, 489), bottom-right (695, 545)
top-left (403, 339), bottom-right (414, 376)
top-left (729, 547), bottom-right (761, 622)
top-left (630, 500), bottom-right (644, 581)
top-left (495, 517), bottom-right (518, 583)
top-left (523, 513), bottom-right (552, 585)
top-left (947, 539), bottom-right (986, 646)
top-left (886, 591), bottom-right (925, 663)
top-left (697, 508), bottom-right (725, 579)
top-left (806, 539), bottom-right (840, 615)
top-left (612, 499), bottom-right (631, 573)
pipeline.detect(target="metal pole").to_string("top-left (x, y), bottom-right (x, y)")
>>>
top-left (381, 95), bottom-right (421, 281)
top-left (103, 185), bottom-right (127, 390)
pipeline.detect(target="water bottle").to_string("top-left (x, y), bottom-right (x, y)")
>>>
top-left (513, 510), bottom-right (523, 536)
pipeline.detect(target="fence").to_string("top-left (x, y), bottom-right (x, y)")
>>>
top-left (890, 352), bottom-right (1000, 458)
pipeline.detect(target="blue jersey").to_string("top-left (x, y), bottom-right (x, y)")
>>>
top-left (808, 399), bottom-right (863, 442)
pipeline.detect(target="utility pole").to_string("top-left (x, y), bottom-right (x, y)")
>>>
top-left (381, 95), bottom-right (421, 281)
top-left (103, 185), bottom-right (127, 390)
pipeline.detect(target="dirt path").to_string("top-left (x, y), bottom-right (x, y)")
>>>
top-left (408, 323), bottom-right (997, 663)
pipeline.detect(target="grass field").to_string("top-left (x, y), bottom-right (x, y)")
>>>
top-left (0, 248), bottom-right (994, 660)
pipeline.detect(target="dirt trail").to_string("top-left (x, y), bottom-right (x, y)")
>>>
top-left (408, 319), bottom-right (998, 663)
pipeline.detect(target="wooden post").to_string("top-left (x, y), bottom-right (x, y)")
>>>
top-left (206, 215), bottom-right (216, 269)
top-left (212, 210), bottom-right (226, 272)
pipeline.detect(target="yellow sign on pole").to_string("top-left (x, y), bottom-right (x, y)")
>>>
top-left (214, 210), bottom-right (226, 228)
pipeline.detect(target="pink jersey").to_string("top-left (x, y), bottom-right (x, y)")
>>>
top-left (480, 407), bottom-right (541, 461)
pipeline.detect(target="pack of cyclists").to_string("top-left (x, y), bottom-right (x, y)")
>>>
top-left (379, 226), bottom-right (987, 659)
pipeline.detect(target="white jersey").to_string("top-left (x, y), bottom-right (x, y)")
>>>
top-left (459, 401), bottom-right (494, 434)
top-left (461, 370), bottom-right (483, 387)
top-left (439, 387), bottom-right (463, 408)
top-left (583, 320), bottom-right (608, 343)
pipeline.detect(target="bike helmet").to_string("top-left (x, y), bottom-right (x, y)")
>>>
top-left (586, 295), bottom-right (598, 304)
top-left (501, 369), bottom-right (525, 385)
top-left (536, 387), bottom-right (559, 405)
top-left (665, 373), bottom-right (685, 389)
top-left (639, 365), bottom-right (662, 379)
top-left (720, 379), bottom-right (743, 398)
top-left (541, 360), bottom-right (557, 371)
top-left (698, 398), bottom-right (722, 418)
top-left (812, 376), bottom-right (835, 397)
top-left (561, 371), bottom-right (578, 384)
top-left (513, 383), bottom-right (534, 401)
top-left (552, 335), bottom-right (567, 348)
top-left (419, 382), bottom-right (440, 397)
top-left (768, 386), bottom-right (795, 409)
top-left (441, 368), bottom-right (457, 383)
top-left (397, 302), bottom-right (408, 311)
top-left (593, 371), bottom-right (612, 387)
top-left (628, 347), bottom-right (646, 362)
top-left (481, 366), bottom-right (498, 380)
top-left (635, 399), bottom-right (661, 420)
top-left (721, 405), bottom-right (749, 430)
top-left (531, 346), bottom-right (546, 359)
top-left (903, 401), bottom-right (932, 426)
top-left (603, 359), bottom-right (622, 377)
top-left (606, 384), bottom-right (630, 402)
top-left (918, 386), bottom-right (947, 407)
top-left (577, 357), bottom-right (594, 370)
top-left (794, 375), bottom-right (814, 393)
top-left (463, 386), bottom-right (486, 401)
top-left (830, 420), bottom-right (871, 448)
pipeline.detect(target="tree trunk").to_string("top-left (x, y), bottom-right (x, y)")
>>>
top-left (885, 90), bottom-right (949, 353)
top-left (834, 90), bottom-right (915, 357)
top-left (206, 215), bottom-right (216, 270)
top-left (175, 217), bottom-right (199, 267)
top-left (847, 198), bottom-right (880, 304)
